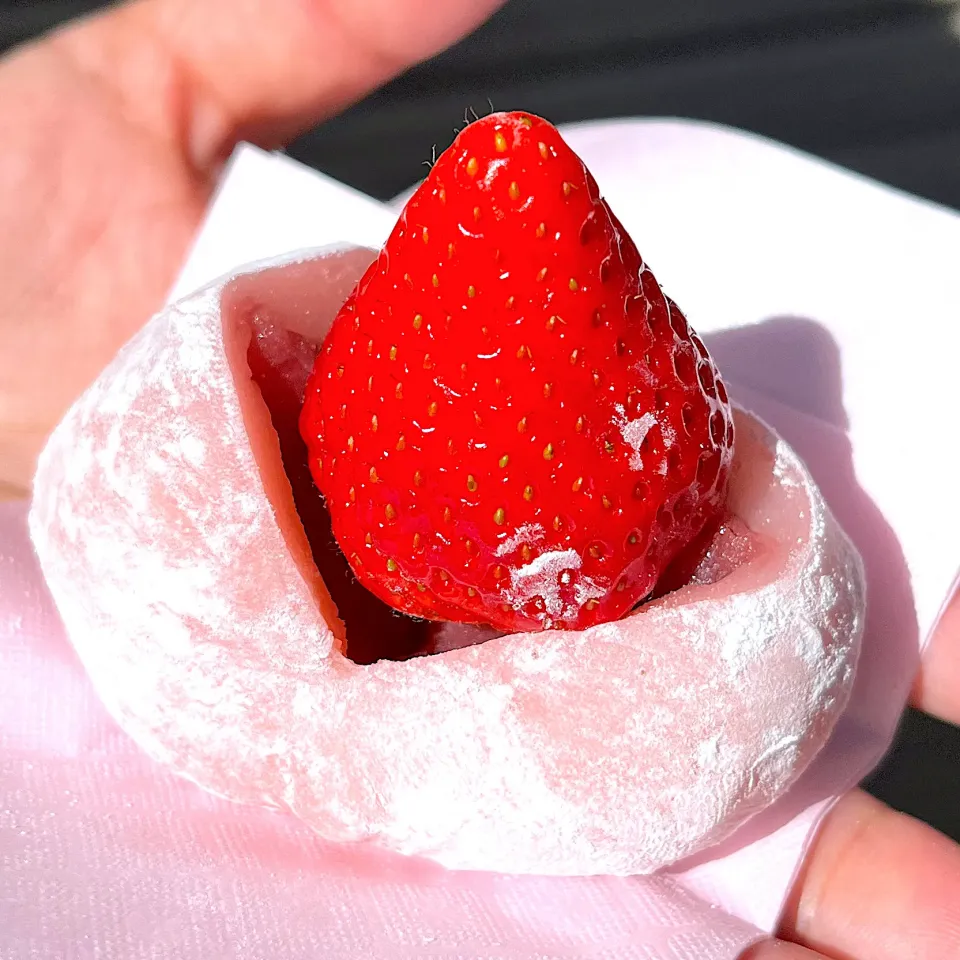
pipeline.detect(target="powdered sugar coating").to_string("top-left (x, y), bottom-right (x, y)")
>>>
top-left (495, 522), bottom-right (546, 557)
top-left (503, 547), bottom-right (608, 625)
top-left (30, 247), bottom-right (865, 876)
top-left (614, 405), bottom-right (660, 470)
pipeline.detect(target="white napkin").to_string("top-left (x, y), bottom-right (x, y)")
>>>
top-left (4, 117), bottom-right (958, 959)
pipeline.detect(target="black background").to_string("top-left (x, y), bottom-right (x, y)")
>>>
top-left (3, 0), bottom-right (959, 841)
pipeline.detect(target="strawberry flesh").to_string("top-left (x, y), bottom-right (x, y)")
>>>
top-left (302, 111), bottom-right (735, 634)
top-left (247, 309), bottom-right (753, 657)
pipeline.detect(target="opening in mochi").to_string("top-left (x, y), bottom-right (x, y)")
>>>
top-left (223, 255), bottom-right (768, 665)
top-left (223, 256), bottom-right (502, 664)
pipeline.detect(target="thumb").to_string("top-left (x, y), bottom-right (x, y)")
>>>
top-left (53, 0), bottom-right (505, 174)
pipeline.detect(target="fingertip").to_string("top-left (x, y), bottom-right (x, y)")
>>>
top-left (781, 790), bottom-right (960, 960)
top-left (141, 0), bottom-right (508, 172)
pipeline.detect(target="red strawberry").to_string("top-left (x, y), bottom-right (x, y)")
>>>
top-left (300, 111), bottom-right (734, 634)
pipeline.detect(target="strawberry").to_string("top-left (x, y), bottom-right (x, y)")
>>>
top-left (299, 111), bottom-right (734, 634)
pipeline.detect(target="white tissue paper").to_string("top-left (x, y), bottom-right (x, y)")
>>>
top-left (3, 117), bottom-right (958, 959)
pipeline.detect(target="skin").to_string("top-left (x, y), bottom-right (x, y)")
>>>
top-left (1, 2), bottom-right (957, 955)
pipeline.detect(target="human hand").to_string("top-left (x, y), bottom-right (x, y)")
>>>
top-left (0, 0), bottom-right (504, 496)
top-left (2, 2), bottom-right (958, 956)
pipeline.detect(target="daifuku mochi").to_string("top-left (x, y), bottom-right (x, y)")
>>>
top-left (29, 245), bottom-right (865, 876)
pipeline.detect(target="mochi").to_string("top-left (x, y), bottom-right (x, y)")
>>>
top-left (29, 245), bottom-right (864, 876)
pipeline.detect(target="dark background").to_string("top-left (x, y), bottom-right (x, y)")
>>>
top-left (3, 0), bottom-right (959, 839)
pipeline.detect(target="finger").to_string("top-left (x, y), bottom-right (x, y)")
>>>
top-left (0, 481), bottom-right (28, 502)
top-left (911, 587), bottom-right (960, 726)
top-left (741, 940), bottom-right (829, 959)
top-left (781, 789), bottom-right (960, 960)
top-left (49, 0), bottom-right (506, 175)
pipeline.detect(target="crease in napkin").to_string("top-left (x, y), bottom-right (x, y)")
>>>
top-left (3, 118), bottom-right (958, 959)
